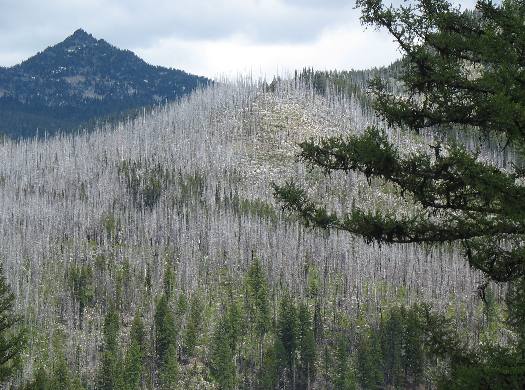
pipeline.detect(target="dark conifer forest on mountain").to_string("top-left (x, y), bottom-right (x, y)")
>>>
top-left (0, 29), bottom-right (208, 138)
top-left (0, 0), bottom-right (524, 389)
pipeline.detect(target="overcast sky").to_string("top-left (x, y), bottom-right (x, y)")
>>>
top-left (0, 0), bottom-right (477, 79)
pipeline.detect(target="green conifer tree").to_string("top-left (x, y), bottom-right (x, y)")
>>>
top-left (123, 312), bottom-right (145, 390)
top-left (297, 303), bottom-right (316, 389)
top-left (333, 335), bottom-right (357, 390)
top-left (356, 330), bottom-right (384, 389)
top-left (154, 295), bottom-right (177, 368)
top-left (381, 309), bottom-right (404, 387)
top-left (0, 264), bottom-right (26, 383)
top-left (225, 299), bottom-right (243, 353)
top-left (163, 263), bottom-right (175, 300)
top-left (245, 256), bottom-right (271, 368)
top-left (98, 305), bottom-right (122, 390)
top-left (246, 257), bottom-right (271, 338)
top-left (210, 313), bottom-right (236, 390)
top-left (276, 294), bottom-right (299, 387)
top-left (403, 307), bottom-right (424, 387)
top-left (183, 293), bottom-right (203, 358)
top-left (261, 336), bottom-right (287, 390)
top-left (159, 344), bottom-right (179, 390)
top-left (48, 353), bottom-right (85, 390)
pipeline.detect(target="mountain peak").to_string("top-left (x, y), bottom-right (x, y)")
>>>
top-left (66, 28), bottom-right (97, 44)
top-left (0, 29), bottom-right (209, 138)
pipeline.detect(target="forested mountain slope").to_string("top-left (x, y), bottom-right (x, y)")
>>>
top-left (0, 76), bottom-right (509, 388)
top-left (0, 29), bottom-right (208, 138)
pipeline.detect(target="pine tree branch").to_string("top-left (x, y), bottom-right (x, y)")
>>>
top-left (295, 127), bottom-right (525, 219)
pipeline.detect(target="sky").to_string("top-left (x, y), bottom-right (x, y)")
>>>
top-left (0, 0), bottom-right (477, 79)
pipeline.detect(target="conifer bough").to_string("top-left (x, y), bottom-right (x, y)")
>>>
top-left (274, 0), bottom-right (525, 384)
top-left (274, 0), bottom-right (525, 284)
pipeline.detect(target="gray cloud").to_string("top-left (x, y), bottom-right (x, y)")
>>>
top-left (0, 0), bottom-right (366, 66)
top-left (282, 0), bottom-right (356, 8)
top-left (0, 0), bottom-right (477, 73)
top-left (0, 1), bottom-right (356, 50)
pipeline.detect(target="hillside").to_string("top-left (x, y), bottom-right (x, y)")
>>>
top-left (0, 76), bottom-right (509, 388)
top-left (0, 29), bottom-right (208, 138)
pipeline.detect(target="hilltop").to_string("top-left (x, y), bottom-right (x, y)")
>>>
top-left (0, 29), bottom-right (208, 138)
